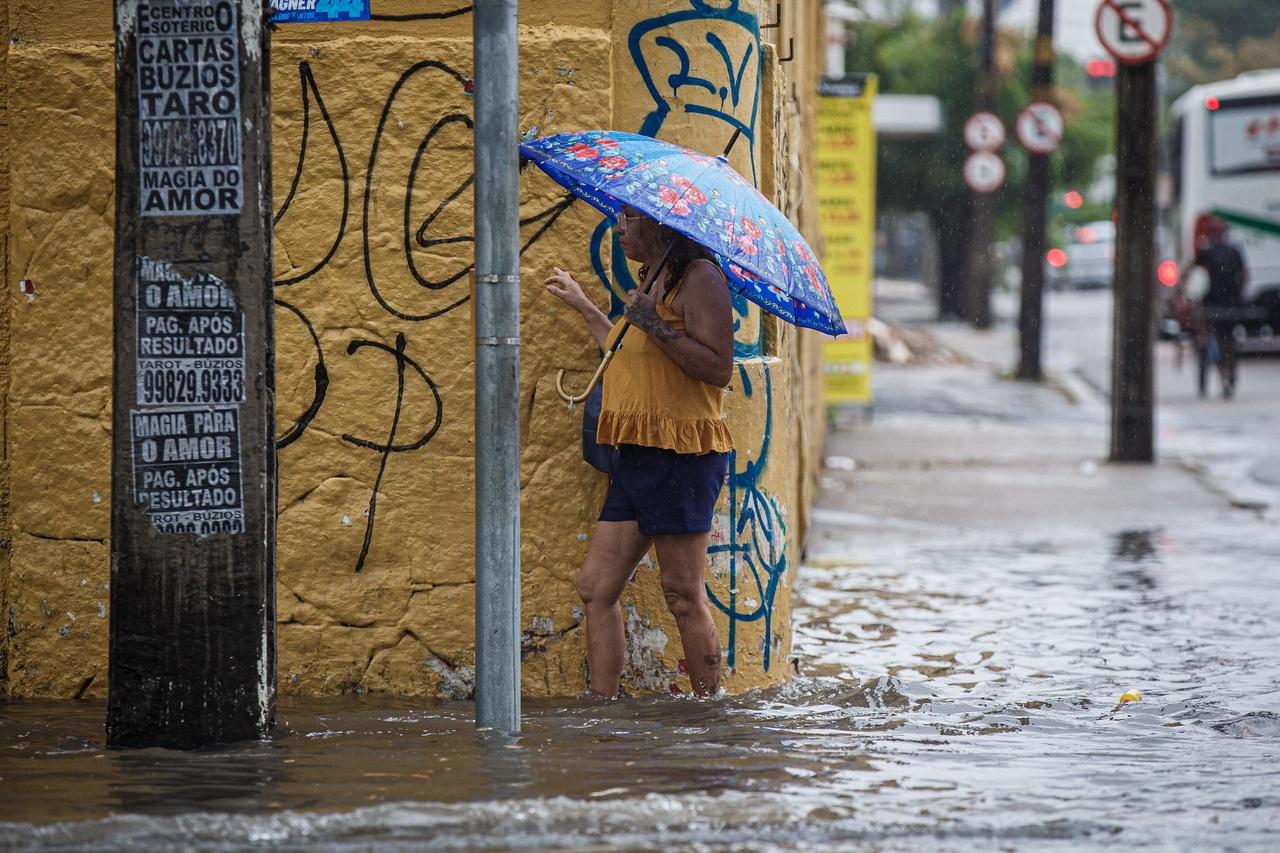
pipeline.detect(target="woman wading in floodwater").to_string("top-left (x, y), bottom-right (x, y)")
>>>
top-left (544, 205), bottom-right (735, 697)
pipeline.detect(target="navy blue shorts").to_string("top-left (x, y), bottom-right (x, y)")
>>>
top-left (599, 444), bottom-right (730, 536)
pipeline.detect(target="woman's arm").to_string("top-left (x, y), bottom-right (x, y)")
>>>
top-left (545, 267), bottom-right (614, 349)
top-left (624, 262), bottom-right (734, 387)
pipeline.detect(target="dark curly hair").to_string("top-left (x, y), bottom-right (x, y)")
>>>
top-left (636, 224), bottom-right (717, 302)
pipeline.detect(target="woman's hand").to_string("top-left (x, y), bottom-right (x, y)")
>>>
top-left (546, 266), bottom-right (612, 348)
top-left (544, 267), bottom-right (591, 314)
top-left (623, 289), bottom-right (676, 343)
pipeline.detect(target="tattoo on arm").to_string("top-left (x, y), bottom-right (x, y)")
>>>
top-left (629, 304), bottom-right (679, 343)
top-left (703, 653), bottom-right (721, 670)
top-left (651, 322), bottom-right (679, 344)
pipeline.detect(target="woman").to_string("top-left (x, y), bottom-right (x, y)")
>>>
top-left (544, 205), bottom-right (735, 698)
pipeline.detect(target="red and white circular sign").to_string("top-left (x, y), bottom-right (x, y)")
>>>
top-left (1016, 101), bottom-right (1065, 154)
top-left (964, 111), bottom-right (1006, 152)
top-left (1094, 0), bottom-right (1173, 65)
top-left (963, 151), bottom-right (1006, 194)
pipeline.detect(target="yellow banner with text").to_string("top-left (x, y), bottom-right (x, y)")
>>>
top-left (817, 76), bottom-right (878, 405)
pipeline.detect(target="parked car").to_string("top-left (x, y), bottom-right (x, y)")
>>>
top-left (1047, 221), bottom-right (1115, 290)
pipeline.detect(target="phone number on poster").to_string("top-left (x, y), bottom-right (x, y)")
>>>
top-left (139, 367), bottom-right (244, 405)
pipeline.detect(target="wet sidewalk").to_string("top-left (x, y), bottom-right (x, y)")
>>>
top-left (870, 276), bottom-right (1280, 516)
top-left (847, 277), bottom-right (1220, 536)
top-left (804, 289), bottom-right (1279, 849)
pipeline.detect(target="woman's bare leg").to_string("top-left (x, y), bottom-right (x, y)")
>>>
top-left (576, 520), bottom-right (653, 697)
top-left (654, 532), bottom-right (721, 696)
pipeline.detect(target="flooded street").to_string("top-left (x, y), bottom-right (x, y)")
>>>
top-left (9, 0), bottom-right (1280, 847)
top-left (4, 344), bottom-right (1280, 851)
top-left (5, 518), bottom-right (1277, 850)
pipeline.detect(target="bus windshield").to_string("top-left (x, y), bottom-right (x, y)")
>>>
top-left (1211, 95), bottom-right (1280, 176)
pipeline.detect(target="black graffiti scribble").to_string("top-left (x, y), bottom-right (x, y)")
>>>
top-left (274, 298), bottom-right (329, 450)
top-left (408, 113), bottom-right (475, 289)
top-left (268, 45), bottom-right (578, 573)
top-left (364, 61), bottom-right (475, 321)
top-left (274, 62), bottom-right (350, 288)
top-left (371, 4), bottom-right (472, 22)
top-left (365, 61), bottom-right (580, 321)
top-left (519, 194), bottom-right (577, 251)
top-left (409, 110), bottom-right (578, 285)
top-left (341, 333), bottom-right (444, 573)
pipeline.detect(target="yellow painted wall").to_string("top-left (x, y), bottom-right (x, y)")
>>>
top-left (0, 0), bottom-right (824, 699)
top-left (0, 0), bottom-right (10, 697)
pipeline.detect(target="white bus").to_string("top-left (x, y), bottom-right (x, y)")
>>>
top-left (1168, 70), bottom-right (1280, 338)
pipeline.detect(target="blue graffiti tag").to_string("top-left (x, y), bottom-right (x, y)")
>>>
top-left (629, 1), bottom-right (762, 156)
top-left (589, 0), bottom-right (764, 358)
top-left (272, 0), bottom-right (371, 24)
top-left (706, 362), bottom-right (788, 671)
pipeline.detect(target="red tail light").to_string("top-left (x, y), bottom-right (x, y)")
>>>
top-left (1158, 260), bottom-right (1179, 287)
top-left (1047, 248), bottom-right (1068, 268)
top-left (1087, 59), bottom-right (1117, 78)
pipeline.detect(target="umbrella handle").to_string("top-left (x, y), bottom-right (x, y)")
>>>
top-left (554, 235), bottom-right (675, 404)
top-left (556, 348), bottom-right (616, 404)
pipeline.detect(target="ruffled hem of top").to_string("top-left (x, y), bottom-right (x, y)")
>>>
top-left (597, 409), bottom-right (734, 455)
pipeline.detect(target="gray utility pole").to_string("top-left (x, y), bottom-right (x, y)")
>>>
top-left (109, 0), bottom-right (275, 748)
top-left (1110, 58), bottom-right (1158, 462)
top-left (967, 0), bottom-right (997, 329)
top-left (473, 0), bottom-right (521, 733)
top-left (1016, 0), bottom-right (1055, 380)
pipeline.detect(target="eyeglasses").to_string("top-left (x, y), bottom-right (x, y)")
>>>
top-left (615, 212), bottom-right (645, 230)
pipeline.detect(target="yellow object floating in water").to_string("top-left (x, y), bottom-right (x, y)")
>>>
top-left (1119, 690), bottom-right (1143, 704)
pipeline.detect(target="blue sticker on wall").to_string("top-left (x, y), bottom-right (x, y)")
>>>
top-left (272, 0), bottom-right (370, 23)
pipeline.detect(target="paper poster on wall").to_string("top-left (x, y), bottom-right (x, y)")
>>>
top-left (818, 75), bottom-right (878, 406)
top-left (130, 407), bottom-right (245, 536)
top-left (135, 257), bottom-right (245, 407)
top-left (136, 0), bottom-right (243, 217)
top-left (131, 256), bottom-right (247, 536)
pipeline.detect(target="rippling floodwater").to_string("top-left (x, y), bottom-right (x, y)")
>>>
top-left (4, 514), bottom-right (1279, 849)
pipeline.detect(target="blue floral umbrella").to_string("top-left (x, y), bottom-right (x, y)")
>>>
top-left (519, 130), bottom-right (845, 337)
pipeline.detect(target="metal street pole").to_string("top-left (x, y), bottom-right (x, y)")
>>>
top-left (473, 0), bottom-right (521, 732)
top-left (967, 0), bottom-right (997, 329)
top-left (1016, 0), bottom-right (1055, 380)
top-left (108, 0), bottom-right (275, 748)
top-left (1110, 58), bottom-right (1157, 462)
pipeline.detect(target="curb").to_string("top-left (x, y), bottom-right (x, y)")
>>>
top-left (1172, 456), bottom-right (1274, 514)
top-left (1044, 367), bottom-right (1106, 409)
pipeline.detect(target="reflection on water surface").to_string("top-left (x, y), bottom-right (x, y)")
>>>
top-left (3, 518), bottom-right (1278, 850)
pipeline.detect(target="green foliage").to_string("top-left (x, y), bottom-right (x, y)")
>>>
top-left (1169, 0), bottom-right (1280, 43)
top-left (851, 12), bottom-right (978, 222)
top-left (1165, 1), bottom-right (1280, 98)
top-left (845, 12), bottom-right (1114, 241)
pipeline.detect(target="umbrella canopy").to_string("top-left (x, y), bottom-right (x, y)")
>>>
top-left (519, 130), bottom-right (845, 337)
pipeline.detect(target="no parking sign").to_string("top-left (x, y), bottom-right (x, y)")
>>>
top-left (1016, 102), bottom-right (1065, 155)
top-left (1094, 0), bottom-right (1172, 65)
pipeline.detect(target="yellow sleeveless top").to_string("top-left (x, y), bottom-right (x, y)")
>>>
top-left (596, 263), bottom-right (734, 455)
